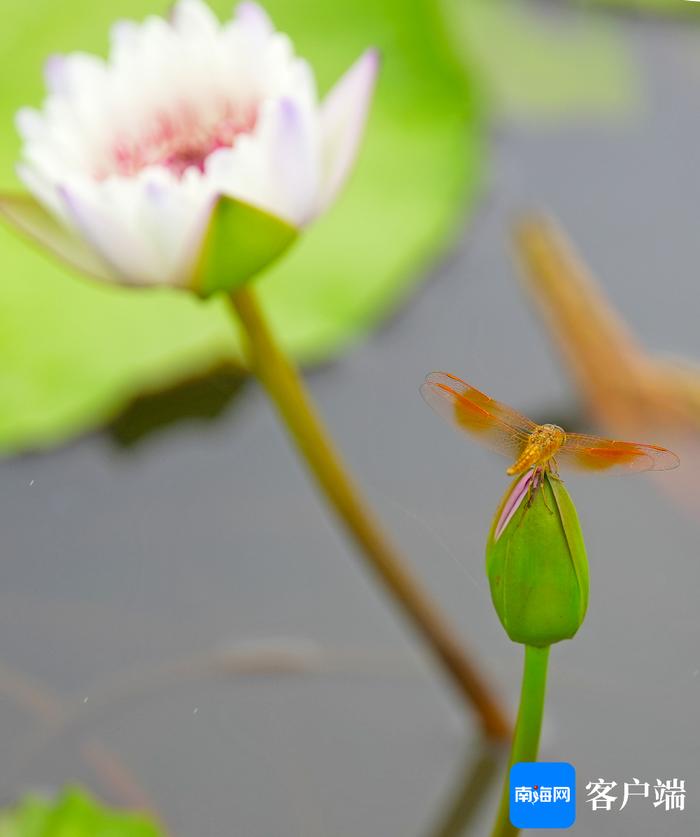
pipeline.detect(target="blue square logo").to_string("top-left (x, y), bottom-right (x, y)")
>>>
top-left (510, 762), bottom-right (576, 829)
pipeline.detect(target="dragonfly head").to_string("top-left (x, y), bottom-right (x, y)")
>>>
top-left (542, 423), bottom-right (566, 448)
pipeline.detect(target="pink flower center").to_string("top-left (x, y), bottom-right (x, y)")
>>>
top-left (101, 101), bottom-right (257, 179)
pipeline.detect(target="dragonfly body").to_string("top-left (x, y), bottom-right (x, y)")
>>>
top-left (421, 372), bottom-right (679, 476)
top-left (507, 423), bottom-right (565, 475)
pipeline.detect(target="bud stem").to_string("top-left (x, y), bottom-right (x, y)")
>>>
top-left (228, 285), bottom-right (509, 740)
top-left (491, 644), bottom-right (550, 837)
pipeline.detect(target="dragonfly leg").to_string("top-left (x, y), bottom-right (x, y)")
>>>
top-left (525, 467), bottom-right (543, 509)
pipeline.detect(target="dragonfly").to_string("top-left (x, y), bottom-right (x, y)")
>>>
top-left (421, 372), bottom-right (680, 476)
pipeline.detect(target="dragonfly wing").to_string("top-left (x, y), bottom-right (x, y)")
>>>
top-left (557, 433), bottom-right (680, 474)
top-left (421, 372), bottom-right (533, 461)
top-left (424, 373), bottom-right (538, 433)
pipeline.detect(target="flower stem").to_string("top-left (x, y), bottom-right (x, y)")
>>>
top-left (491, 645), bottom-right (550, 837)
top-left (228, 285), bottom-right (509, 741)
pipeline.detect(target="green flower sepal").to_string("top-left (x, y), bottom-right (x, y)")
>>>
top-left (485, 469), bottom-right (589, 647)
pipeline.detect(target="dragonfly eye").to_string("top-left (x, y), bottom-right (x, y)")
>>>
top-left (542, 424), bottom-right (567, 447)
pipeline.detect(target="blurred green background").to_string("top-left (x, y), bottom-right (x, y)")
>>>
top-left (0, 0), bottom-right (632, 453)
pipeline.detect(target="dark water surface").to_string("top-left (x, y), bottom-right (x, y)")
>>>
top-left (1, 9), bottom-right (700, 837)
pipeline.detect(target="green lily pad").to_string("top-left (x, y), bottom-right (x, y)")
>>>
top-left (0, 0), bottom-right (483, 453)
top-left (0, 787), bottom-right (163, 837)
top-left (444, 0), bottom-right (635, 120)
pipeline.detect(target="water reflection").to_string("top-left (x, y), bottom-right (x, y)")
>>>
top-left (2, 639), bottom-right (504, 835)
top-left (425, 743), bottom-right (504, 837)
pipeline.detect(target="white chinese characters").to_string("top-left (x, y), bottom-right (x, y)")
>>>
top-left (586, 779), bottom-right (617, 811)
top-left (513, 786), bottom-right (571, 805)
top-left (586, 778), bottom-right (686, 813)
top-left (654, 779), bottom-right (686, 812)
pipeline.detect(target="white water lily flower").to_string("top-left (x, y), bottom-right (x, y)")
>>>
top-left (1, 0), bottom-right (378, 295)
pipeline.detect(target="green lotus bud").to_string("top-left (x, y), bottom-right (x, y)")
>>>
top-left (486, 469), bottom-right (589, 647)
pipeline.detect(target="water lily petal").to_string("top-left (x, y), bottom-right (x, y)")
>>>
top-left (494, 469), bottom-right (535, 541)
top-left (57, 184), bottom-right (162, 286)
top-left (0, 192), bottom-right (113, 282)
top-left (234, 1), bottom-right (274, 38)
top-left (170, 0), bottom-right (220, 37)
top-left (260, 97), bottom-right (319, 224)
top-left (317, 49), bottom-right (379, 213)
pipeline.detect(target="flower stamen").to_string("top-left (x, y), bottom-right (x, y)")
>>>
top-left (104, 102), bottom-right (258, 179)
